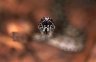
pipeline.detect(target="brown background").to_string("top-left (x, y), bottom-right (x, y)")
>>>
top-left (0, 0), bottom-right (96, 62)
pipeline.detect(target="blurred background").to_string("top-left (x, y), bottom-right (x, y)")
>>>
top-left (0, 0), bottom-right (96, 62)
